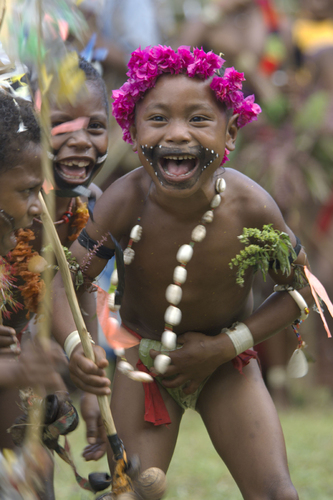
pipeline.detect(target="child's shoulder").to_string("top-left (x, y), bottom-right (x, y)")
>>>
top-left (93, 167), bottom-right (148, 228)
top-left (223, 168), bottom-right (284, 226)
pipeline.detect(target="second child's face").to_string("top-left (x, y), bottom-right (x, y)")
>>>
top-left (131, 74), bottom-right (237, 196)
top-left (50, 81), bottom-right (108, 187)
top-left (0, 145), bottom-right (43, 255)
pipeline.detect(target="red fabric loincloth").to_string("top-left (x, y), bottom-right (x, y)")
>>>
top-left (122, 324), bottom-right (258, 427)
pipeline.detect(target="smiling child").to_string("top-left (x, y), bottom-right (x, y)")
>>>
top-left (0, 59), bottom-right (110, 499)
top-left (52, 46), bottom-right (313, 499)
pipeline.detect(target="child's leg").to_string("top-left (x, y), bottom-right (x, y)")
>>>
top-left (109, 345), bottom-right (183, 473)
top-left (196, 359), bottom-right (298, 500)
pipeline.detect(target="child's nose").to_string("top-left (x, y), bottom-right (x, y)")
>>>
top-left (165, 121), bottom-right (191, 144)
top-left (66, 129), bottom-right (92, 149)
top-left (29, 194), bottom-right (42, 217)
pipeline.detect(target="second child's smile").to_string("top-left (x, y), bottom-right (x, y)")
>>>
top-left (54, 156), bottom-right (95, 184)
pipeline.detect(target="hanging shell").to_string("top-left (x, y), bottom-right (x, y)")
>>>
top-left (173, 266), bottom-right (187, 284)
top-left (165, 284), bottom-right (182, 305)
top-left (164, 305), bottom-right (182, 325)
top-left (124, 247), bottom-right (135, 265)
top-left (154, 354), bottom-right (171, 374)
top-left (161, 330), bottom-right (177, 350)
top-left (128, 371), bottom-right (153, 383)
top-left (114, 347), bottom-right (125, 357)
top-left (210, 194), bottom-right (221, 208)
top-left (108, 292), bottom-right (121, 311)
top-left (287, 349), bottom-right (308, 378)
top-left (176, 244), bottom-right (193, 264)
top-left (215, 177), bottom-right (226, 193)
top-left (118, 360), bottom-right (134, 374)
top-left (134, 468), bottom-right (167, 500)
top-left (110, 268), bottom-right (118, 286)
top-left (191, 224), bottom-right (206, 242)
top-left (202, 210), bottom-right (214, 224)
top-left (130, 224), bottom-right (143, 242)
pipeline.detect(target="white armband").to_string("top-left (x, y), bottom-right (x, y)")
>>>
top-left (222, 322), bottom-right (254, 355)
top-left (64, 330), bottom-right (95, 359)
top-left (274, 285), bottom-right (309, 322)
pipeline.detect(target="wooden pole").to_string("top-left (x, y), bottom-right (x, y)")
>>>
top-left (38, 192), bottom-right (118, 437)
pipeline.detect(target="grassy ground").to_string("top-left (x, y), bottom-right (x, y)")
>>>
top-left (54, 380), bottom-right (333, 500)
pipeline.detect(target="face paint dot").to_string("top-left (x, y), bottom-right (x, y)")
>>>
top-left (206, 148), bottom-right (209, 151)
top-left (159, 145), bottom-right (162, 148)
top-left (150, 146), bottom-right (153, 149)
top-left (211, 150), bottom-right (214, 154)
top-left (145, 144), bottom-right (148, 147)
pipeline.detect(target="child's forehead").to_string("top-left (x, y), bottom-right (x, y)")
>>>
top-left (138, 73), bottom-right (218, 108)
top-left (51, 81), bottom-right (106, 114)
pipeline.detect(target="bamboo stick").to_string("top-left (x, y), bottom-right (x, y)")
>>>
top-left (38, 192), bottom-right (117, 437)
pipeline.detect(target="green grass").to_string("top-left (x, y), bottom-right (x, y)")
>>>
top-left (54, 386), bottom-right (333, 499)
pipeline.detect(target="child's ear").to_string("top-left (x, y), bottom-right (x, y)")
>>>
top-left (130, 125), bottom-right (138, 152)
top-left (225, 114), bottom-right (239, 152)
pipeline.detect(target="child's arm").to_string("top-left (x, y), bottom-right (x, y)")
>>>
top-left (0, 325), bottom-right (21, 355)
top-left (153, 247), bottom-right (312, 395)
top-left (51, 233), bottom-right (112, 396)
top-left (152, 192), bottom-right (314, 395)
top-left (0, 340), bottom-right (63, 389)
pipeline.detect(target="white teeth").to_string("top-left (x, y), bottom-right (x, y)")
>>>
top-left (61, 159), bottom-right (90, 168)
top-left (61, 172), bottom-right (86, 179)
top-left (163, 155), bottom-right (196, 160)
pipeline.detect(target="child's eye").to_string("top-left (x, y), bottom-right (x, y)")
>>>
top-left (191, 116), bottom-right (207, 122)
top-left (89, 122), bottom-right (105, 130)
top-left (150, 115), bottom-right (165, 122)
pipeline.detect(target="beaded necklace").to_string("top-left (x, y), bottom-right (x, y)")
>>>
top-left (110, 176), bottom-right (226, 373)
top-left (34, 197), bottom-right (75, 226)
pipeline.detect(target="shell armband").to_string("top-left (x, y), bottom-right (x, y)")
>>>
top-left (274, 285), bottom-right (310, 322)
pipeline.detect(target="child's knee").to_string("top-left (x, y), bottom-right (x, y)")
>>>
top-left (267, 480), bottom-right (298, 500)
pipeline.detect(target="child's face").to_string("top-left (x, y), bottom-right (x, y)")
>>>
top-left (0, 145), bottom-right (43, 255)
top-left (50, 81), bottom-right (108, 188)
top-left (131, 74), bottom-right (237, 196)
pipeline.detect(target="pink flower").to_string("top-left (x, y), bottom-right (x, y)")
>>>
top-left (187, 48), bottom-right (224, 79)
top-left (236, 95), bottom-right (262, 128)
top-left (151, 45), bottom-right (182, 74)
top-left (111, 46), bottom-right (261, 144)
top-left (223, 67), bottom-right (245, 89)
top-left (177, 45), bottom-right (195, 70)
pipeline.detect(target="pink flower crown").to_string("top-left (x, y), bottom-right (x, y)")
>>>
top-left (112, 45), bottom-right (261, 165)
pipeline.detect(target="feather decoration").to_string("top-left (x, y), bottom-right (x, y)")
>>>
top-left (304, 266), bottom-right (333, 338)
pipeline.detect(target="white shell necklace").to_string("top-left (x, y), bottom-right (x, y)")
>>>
top-left (109, 176), bottom-right (226, 375)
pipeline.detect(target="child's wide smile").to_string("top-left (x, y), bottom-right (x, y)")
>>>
top-left (132, 74), bottom-right (236, 195)
top-left (54, 155), bottom-right (95, 185)
top-left (141, 144), bottom-right (220, 187)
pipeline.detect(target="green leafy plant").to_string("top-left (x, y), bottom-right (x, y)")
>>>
top-left (229, 224), bottom-right (299, 287)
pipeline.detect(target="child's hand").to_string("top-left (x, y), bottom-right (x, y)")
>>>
top-left (0, 325), bottom-right (21, 355)
top-left (69, 343), bottom-right (111, 396)
top-left (80, 392), bottom-right (107, 461)
top-left (11, 340), bottom-right (63, 390)
top-left (150, 331), bottom-right (225, 395)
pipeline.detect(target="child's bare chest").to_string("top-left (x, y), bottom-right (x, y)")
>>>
top-left (121, 206), bottom-right (252, 336)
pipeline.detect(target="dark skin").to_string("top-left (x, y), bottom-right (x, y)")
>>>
top-left (1, 81), bottom-right (109, 460)
top-left (53, 74), bottom-right (310, 498)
